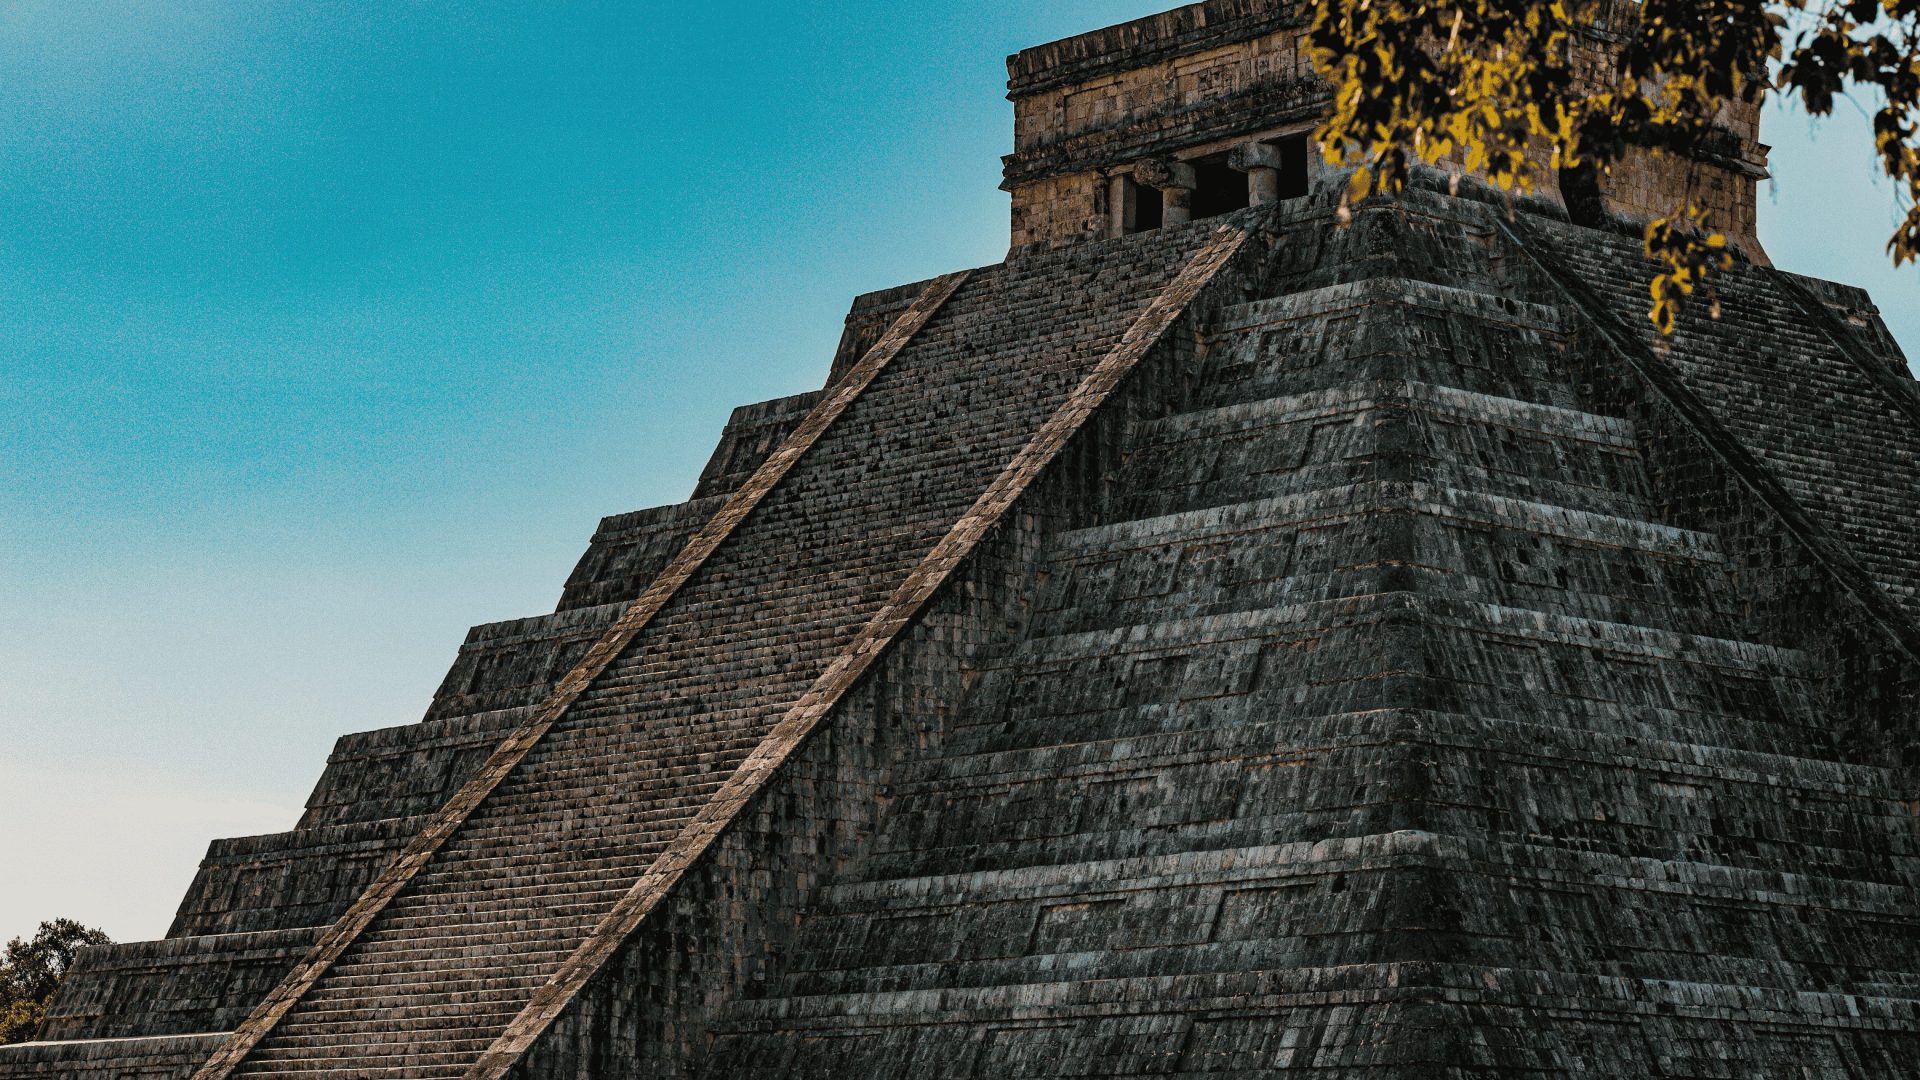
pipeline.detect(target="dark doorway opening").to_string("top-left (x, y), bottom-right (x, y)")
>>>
top-left (1274, 135), bottom-right (1311, 200)
top-left (1559, 162), bottom-right (1607, 228)
top-left (1122, 178), bottom-right (1164, 234)
top-left (1192, 159), bottom-right (1252, 220)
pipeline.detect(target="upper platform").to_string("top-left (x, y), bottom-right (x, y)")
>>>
top-left (1002, 0), bottom-right (1771, 258)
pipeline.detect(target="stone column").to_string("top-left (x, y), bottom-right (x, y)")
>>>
top-left (1229, 142), bottom-right (1285, 205)
top-left (1109, 174), bottom-right (1132, 238)
top-left (1133, 158), bottom-right (1198, 225)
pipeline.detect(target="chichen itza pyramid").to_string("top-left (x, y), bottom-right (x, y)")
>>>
top-left (7, 1), bottom-right (1920, 1075)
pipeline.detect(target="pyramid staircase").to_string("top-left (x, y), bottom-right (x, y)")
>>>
top-left (0, 214), bottom-right (1261, 1077)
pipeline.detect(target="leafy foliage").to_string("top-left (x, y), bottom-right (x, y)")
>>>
top-left (0, 920), bottom-right (112, 1046)
top-left (1306, 0), bottom-right (1920, 331)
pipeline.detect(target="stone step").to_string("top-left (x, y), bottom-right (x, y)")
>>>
top-left (783, 932), bottom-right (1920, 1002)
top-left (556, 494), bottom-right (732, 612)
top-left (293, 950), bottom-right (569, 992)
top-left (569, 665), bottom-right (821, 707)
top-left (36, 926), bottom-right (325, 1043)
top-left (339, 910), bottom-right (614, 953)
top-left (766, 829), bottom-right (1920, 997)
top-left (1122, 453), bottom-right (1656, 526)
top-left (383, 866), bottom-right (636, 904)
top-left (721, 959), bottom-right (1920, 1029)
top-left (1052, 480), bottom-right (1722, 566)
top-left (907, 702), bottom-right (1902, 798)
top-left (547, 681), bottom-right (796, 721)
top-left (996, 591), bottom-right (1796, 675)
top-left (422, 602), bottom-right (626, 725)
top-left (266, 995), bottom-right (525, 1035)
top-left (469, 763), bottom-right (740, 811)
top-left (1033, 481), bottom-right (1736, 639)
top-left (1146, 378), bottom-right (1635, 450)
top-left (816, 831), bottom-right (1920, 925)
top-left (290, 977), bottom-right (548, 1018)
top-left (943, 678), bottom-right (1834, 765)
top-left (249, 1026), bottom-right (498, 1053)
top-left (403, 842), bottom-right (666, 883)
top-left (433, 774), bottom-right (728, 821)
top-left (241, 1062), bottom-right (474, 1079)
top-left (705, 961), bottom-right (1920, 1080)
top-left (370, 889), bottom-right (630, 933)
top-left (1036, 561), bottom-right (1741, 642)
top-left (439, 797), bottom-right (714, 848)
top-left (236, 1041), bottom-right (490, 1077)
top-left (876, 713), bottom-right (1913, 880)
top-left (0, 1033), bottom-right (231, 1080)
top-left (1121, 378), bottom-right (1654, 519)
top-left (283, 991), bottom-right (535, 1029)
top-left (942, 592), bottom-right (1821, 761)
top-left (1198, 286), bottom-right (1584, 413)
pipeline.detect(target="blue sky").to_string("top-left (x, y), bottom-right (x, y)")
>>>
top-left (1, 1), bottom-right (1914, 945)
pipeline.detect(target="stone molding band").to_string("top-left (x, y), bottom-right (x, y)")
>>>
top-left (1005, 0), bottom-right (1297, 97)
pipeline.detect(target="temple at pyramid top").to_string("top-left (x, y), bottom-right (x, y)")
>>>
top-left (1001, 0), bottom-right (1769, 258)
top-left (4, 2), bottom-right (1916, 1078)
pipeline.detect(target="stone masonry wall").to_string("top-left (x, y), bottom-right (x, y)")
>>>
top-left (0, 1035), bottom-right (224, 1080)
top-left (556, 500), bottom-right (723, 613)
top-left (690, 191), bottom-right (1920, 1078)
top-left (37, 929), bottom-right (323, 1042)
top-left (689, 392), bottom-right (827, 500)
top-left (425, 608), bottom-right (626, 723)
top-left (828, 280), bottom-right (942, 385)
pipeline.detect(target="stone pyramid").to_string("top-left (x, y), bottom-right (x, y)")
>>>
top-left (6, 2), bottom-right (1919, 1077)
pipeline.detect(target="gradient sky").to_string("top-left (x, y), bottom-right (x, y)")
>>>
top-left (2, 1), bottom-right (1914, 946)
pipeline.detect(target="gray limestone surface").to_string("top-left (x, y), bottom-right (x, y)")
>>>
top-left (4, 2), bottom-right (1918, 1076)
